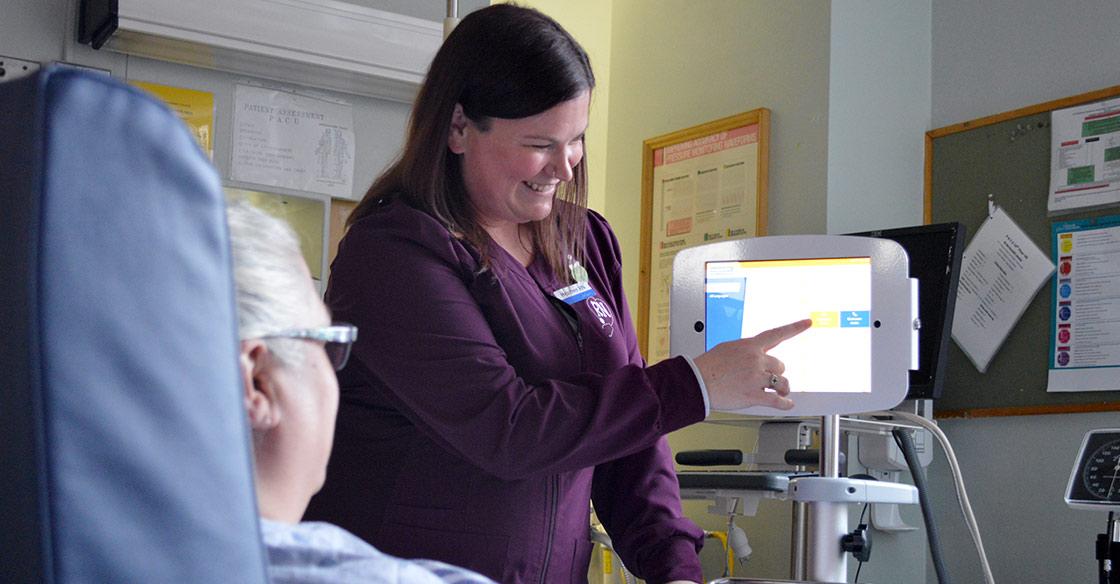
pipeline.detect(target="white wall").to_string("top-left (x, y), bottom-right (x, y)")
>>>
top-left (2, 0), bottom-right (68, 63)
top-left (827, 0), bottom-right (930, 234)
top-left (824, 6), bottom-right (935, 577)
top-left (929, 3), bottom-right (1120, 583)
top-left (932, 0), bottom-right (1120, 128)
top-left (928, 412), bottom-right (1115, 584)
top-left (346, 0), bottom-right (488, 21)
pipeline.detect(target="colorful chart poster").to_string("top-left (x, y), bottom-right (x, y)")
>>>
top-left (646, 124), bottom-right (761, 363)
top-left (1048, 214), bottom-right (1120, 392)
top-left (1049, 97), bottom-right (1120, 214)
top-left (130, 81), bottom-right (215, 158)
top-left (231, 84), bottom-right (355, 199)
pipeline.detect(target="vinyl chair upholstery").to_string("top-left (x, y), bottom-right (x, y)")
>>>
top-left (0, 68), bottom-right (268, 583)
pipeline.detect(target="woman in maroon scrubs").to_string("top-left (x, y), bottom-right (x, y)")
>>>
top-left (305, 6), bottom-right (808, 583)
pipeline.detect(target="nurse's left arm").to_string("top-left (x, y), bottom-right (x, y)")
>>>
top-left (591, 437), bottom-right (704, 584)
top-left (585, 211), bottom-right (704, 582)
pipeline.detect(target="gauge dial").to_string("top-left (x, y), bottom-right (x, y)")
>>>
top-left (1069, 430), bottom-right (1120, 509)
top-left (1083, 438), bottom-right (1120, 501)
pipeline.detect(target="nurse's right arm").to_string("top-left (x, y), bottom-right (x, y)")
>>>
top-left (325, 218), bottom-right (706, 482)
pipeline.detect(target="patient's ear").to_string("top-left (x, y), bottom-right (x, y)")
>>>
top-left (239, 339), bottom-right (280, 431)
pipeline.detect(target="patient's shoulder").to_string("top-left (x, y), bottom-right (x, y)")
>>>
top-left (260, 518), bottom-right (373, 558)
top-left (260, 520), bottom-right (494, 584)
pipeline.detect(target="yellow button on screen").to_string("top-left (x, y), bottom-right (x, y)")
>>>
top-left (811, 311), bottom-right (839, 328)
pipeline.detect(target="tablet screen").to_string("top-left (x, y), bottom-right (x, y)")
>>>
top-left (704, 257), bottom-right (872, 393)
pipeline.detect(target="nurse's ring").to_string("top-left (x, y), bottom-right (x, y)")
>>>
top-left (766, 372), bottom-right (780, 389)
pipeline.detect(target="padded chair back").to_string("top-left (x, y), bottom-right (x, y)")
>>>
top-left (0, 68), bottom-right (268, 583)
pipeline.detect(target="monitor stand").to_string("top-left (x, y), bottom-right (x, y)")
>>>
top-left (792, 415), bottom-right (919, 582)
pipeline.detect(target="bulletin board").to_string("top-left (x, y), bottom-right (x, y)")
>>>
top-left (638, 109), bottom-right (769, 363)
top-left (927, 85), bottom-right (1120, 418)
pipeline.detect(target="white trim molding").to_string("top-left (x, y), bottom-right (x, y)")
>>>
top-left (87, 0), bottom-right (442, 102)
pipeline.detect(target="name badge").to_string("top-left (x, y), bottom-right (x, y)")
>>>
top-left (553, 281), bottom-right (596, 304)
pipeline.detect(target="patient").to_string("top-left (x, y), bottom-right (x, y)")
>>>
top-left (227, 202), bottom-right (494, 584)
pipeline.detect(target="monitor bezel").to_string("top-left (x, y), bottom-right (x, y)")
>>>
top-left (849, 222), bottom-right (965, 400)
top-left (670, 235), bottom-right (914, 417)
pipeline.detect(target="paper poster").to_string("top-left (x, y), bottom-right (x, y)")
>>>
top-left (225, 188), bottom-right (326, 292)
top-left (1049, 97), bottom-right (1120, 214)
top-left (231, 84), bottom-right (355, 199)
top-left (647, 125), bottom-right (760, 363)
top-left (951, 206), bottom-right (1055, 373)
top-left (131, 81), bottom-right (215, 158)
top-left (1047, 215), bottom-right (1120, 392)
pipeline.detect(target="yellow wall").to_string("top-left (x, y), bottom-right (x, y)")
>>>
top-left (495, 1), bottom-right (833, 580)
top-left (498, 3), bottom-right (832, 309)
top-left (593, 9), bottom-right (831, 574)
top-left (494, 0), bottom-right (613, 214)
top-left (604, 1), bottom-right (831, 324)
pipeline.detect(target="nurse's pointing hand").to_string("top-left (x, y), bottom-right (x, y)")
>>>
top-left (693, 318), bottom-right (813, 412)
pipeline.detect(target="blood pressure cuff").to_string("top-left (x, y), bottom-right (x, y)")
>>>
top-left (0, 68), bottom-right (267, 583)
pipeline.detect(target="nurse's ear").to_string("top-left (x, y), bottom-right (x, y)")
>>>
top-left (448, 103), bottom-right (468, 155)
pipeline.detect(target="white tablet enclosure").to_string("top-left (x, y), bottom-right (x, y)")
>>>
top-left (670, 235), bottom-right (919, 417)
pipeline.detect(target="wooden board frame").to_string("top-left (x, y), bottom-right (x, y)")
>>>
top-left (925, 85), bottom-right (1120, 223)
top-left (638, 109), bottom-right (770, 360)
top-left (924, 85), bottom-right (1120, 418)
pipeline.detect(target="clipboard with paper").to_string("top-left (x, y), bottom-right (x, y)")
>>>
top-left (950, 203), bottom-right (1055, 373)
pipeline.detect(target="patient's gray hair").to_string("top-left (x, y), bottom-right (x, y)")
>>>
top-left (226, 201), bottom-right (313, 366)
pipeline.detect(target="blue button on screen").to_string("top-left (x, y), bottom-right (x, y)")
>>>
top-left (840, 310), bottom-right (870, 327)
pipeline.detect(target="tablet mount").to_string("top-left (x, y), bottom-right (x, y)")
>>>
top-left (671, 235), bottom-right (921, 582)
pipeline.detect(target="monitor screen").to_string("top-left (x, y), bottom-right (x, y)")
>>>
top-left (704, 257), bottom-right (872, 393)
top-left (849, 222), bottom-right (965, 400)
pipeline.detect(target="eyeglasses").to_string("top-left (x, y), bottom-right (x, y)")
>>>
top-left (259, 323), bottom-right (358, 371)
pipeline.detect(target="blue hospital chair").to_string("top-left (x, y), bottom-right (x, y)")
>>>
top-left (0, 68), bottom-right (269, 583)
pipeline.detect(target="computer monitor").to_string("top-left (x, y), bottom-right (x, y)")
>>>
top-left (849, 222), bottom-right (965, 400)
top-left (670, 235), bottom-right (917, 417)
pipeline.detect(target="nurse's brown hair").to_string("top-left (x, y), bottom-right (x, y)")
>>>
top-left (348, 3), bottom-right (595, 281)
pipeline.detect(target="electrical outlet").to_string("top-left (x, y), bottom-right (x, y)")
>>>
top-left (857, 429), bottom-right (933, 471)
top-left (0, 56), bottom-right (41, 83)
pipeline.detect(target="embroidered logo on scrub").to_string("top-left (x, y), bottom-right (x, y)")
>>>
top-left (587, 296), bottom-right (615, 338)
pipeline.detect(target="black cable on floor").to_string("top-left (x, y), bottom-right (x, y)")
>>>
top-left (894, 428), bottom-right (951, 584)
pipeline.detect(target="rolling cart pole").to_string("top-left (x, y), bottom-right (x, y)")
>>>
top-left (1098, 514), bottom-right (1120, 584)
top-left (806, 414), bottom-right (847, 583)
top-left (791, 500), bottom-right (807, 580)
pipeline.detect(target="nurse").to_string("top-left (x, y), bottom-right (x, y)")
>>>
top-left (305, 5), bottom-right (810, 583)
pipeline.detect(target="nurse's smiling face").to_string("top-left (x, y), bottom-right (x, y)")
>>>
top-left (448, 91), bottom-right (589, 233)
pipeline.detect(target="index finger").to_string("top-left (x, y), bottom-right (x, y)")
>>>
top-left (754, 318), bottom-right (812, 350)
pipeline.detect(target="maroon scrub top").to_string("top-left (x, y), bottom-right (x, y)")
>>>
top-left (306, 198), bottom-right (706, 583)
